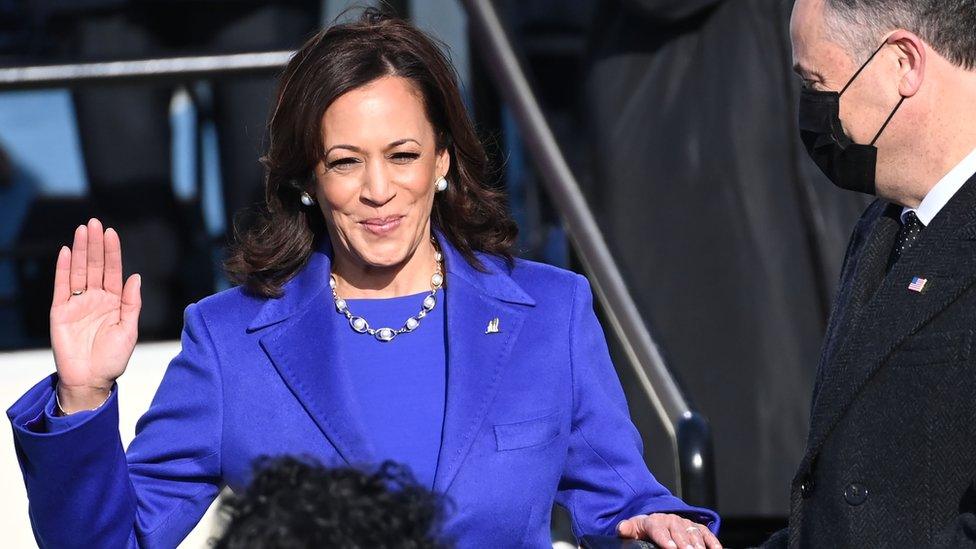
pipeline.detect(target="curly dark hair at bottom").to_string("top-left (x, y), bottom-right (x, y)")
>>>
top-left (212, 456), bottom-right (450, 549)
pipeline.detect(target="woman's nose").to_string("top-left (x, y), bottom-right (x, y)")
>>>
top-left (360, 162), bottom-right (396, 206)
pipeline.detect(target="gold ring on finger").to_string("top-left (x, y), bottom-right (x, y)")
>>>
top-left (71, 289), bottom-right (85, 296)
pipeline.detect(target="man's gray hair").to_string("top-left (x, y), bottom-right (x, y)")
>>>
top-left (823, 0), bottom-right (976, 69)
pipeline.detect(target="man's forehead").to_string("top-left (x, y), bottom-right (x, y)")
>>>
top-left (791, 0), bottom-right (825, 32)
top-left (790, 0), bottom-right (825, 61)
top-left (790, 0), bottom-right (845, 78)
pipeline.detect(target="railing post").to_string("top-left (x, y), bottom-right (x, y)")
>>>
top-left (675, 412), bottom-right (717, 509)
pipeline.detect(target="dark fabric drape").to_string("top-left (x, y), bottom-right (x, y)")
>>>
top-left (583, 0), bottom-right (870, 515)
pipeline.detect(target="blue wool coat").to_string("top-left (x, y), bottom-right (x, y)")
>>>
top-left (8, 233), bottom-right (719, 548)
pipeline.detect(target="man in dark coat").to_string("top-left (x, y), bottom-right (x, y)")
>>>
top-left (764, 0), bottom-right (976, 546)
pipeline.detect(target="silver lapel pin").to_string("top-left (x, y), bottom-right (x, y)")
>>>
top-left (485, 317), bottom-right (500, 334)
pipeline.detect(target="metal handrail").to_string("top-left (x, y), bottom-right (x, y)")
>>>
top-left (0, 5), bottom-right (716, 509)
top-left (0, 51), bottom-right (292, 90)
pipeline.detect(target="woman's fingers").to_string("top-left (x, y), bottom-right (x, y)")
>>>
top-left (69, 224), bottom-right (88, 293)
top-left (647, 526), bottom-right (677, 548)
top-left (86, 218), bottom-right (105, 290)
top-left (52, 246), bottom-right (71, 306)
top-left (679, 525), bottom-right (710, 549)
top-left (620, 516), bottom-right (680, 548)
top-left (666, 520), bottom-right (695, 549)
top-left (120, 273), bottom-right (142, 328)
top-left (669, 518), bottom-right (721, 549)
top-left (103, 227), bottom-right (123, 295)
top-left (698, 527), bottom-right (722, 549)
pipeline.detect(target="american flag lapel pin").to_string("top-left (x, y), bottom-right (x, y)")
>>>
top-left (485, 317), bottom-right (500, 334)
top-left (908, 276), bottom-right (928, 293)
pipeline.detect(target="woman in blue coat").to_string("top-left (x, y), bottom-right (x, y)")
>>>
top-left (8, 10), bottom-right (720, 549)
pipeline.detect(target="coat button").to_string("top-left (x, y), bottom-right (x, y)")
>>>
top-left (800, 477), bottom-right (815, 498)
top-left (844, 483), bottom-right (868, 506)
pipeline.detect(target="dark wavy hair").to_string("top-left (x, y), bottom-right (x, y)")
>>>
top-left (225, 8), bottom-right (517, 297)
top-left (212, 456), bottom-right (450, 548)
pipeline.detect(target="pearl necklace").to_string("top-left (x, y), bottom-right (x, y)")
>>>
top-left (330, 247), bottom-right (444, 343)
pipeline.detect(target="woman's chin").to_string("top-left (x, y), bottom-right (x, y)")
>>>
top-left (340, 225), bottom-right (425, 269)
top-left (352, 243), bottom-right (411, 270)
top-left (359, 256), bottom-right (406, 270)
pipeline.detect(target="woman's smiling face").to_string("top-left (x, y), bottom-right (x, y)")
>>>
top-left (313, 75), bottom-right (449, 270)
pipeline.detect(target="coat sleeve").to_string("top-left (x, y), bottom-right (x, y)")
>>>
top-left (554, 274), bottom-right (720, 538)
top-left (6, 303), bottom-right (223, 548)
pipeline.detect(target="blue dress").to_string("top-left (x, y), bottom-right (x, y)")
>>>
top-left (336, 290), bottom-right (447, 489)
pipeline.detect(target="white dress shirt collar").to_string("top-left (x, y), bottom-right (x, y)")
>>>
top-left (901, 145), bottom-right (976, 226)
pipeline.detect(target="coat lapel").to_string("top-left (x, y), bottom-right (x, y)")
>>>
top-left (431, 233), bottom-right (533, 493)
top-left (815, 203), bottom-right (900, 374)
top-left (799, 176), bottom-right (976, 477)
top-left (251, 240), bottom-right (376, 467)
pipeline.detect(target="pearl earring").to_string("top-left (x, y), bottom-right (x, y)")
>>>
top-left (300, 192), bottom-right (315, 206)
top-left (435, 177), bottom-right (449, 192)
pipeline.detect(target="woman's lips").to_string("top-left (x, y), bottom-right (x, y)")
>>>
top-left (360, 215), bottom-right (404, 236)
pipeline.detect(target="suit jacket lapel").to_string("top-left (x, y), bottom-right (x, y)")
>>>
top-left (816, 203), bottom-right (900, 374)
top-left (431, 234), bottom-right (532, 494)
top-left (251, 240), bottom-right (376, 467)
top-left (800, 176), bottom-right (976, 475)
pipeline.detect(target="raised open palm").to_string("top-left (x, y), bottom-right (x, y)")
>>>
top-left (50, 218), bottom-right (141, 413)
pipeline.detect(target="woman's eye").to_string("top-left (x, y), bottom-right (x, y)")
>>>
top-left (328, 157), bottom-right (359, 170)
top-left (390, 152), bottom-right (420, 163)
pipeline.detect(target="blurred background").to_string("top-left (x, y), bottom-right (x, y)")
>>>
top-left (0, 0), bottom-right (870, 546)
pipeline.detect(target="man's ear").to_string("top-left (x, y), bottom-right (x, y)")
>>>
top-left (889, 30), bottom-right (926, 97)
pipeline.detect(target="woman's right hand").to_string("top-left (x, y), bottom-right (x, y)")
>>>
top-left (50, 218), bottom-right (142, 414)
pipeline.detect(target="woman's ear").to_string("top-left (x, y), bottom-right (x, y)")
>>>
top-left (300, 168), bottom-right (320, 192)
top-left (889, 30), bottom-right (926, 98)
top-left (435, 147), bottom-right (451, 180)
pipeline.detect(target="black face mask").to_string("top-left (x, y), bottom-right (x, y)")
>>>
top-left (798, 41), bottom-right (906, 195)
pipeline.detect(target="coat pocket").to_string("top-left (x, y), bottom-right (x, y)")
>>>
top-left (890, 330), bottom-right (970, 367)
top-left (494, 411), bottom-right (562, 451)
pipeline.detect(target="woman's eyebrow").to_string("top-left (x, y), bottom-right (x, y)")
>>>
top-left (325, 144), bottom-right (364, 155)
top-left (325, 139), bottom-right (421, 155)
top-left (387, 138), bottom-right (421, 148)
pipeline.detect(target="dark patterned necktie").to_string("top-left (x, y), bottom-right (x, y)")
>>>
top-left (888, 211), bottom-right (924, 268)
